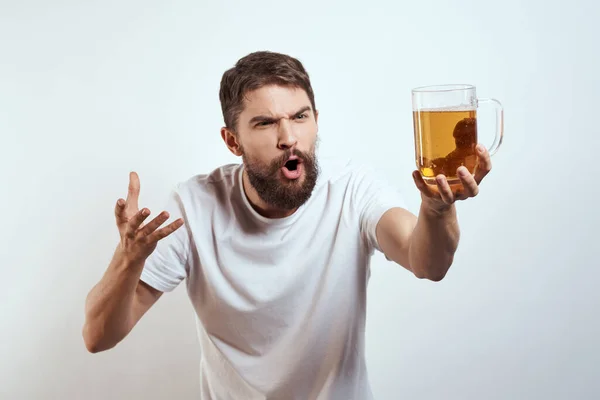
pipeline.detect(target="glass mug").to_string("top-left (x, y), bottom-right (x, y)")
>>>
top-left (412, 84), bottom-right (503, 191)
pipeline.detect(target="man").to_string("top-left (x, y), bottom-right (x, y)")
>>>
top-left (83, 51), bottom-right (492, 399)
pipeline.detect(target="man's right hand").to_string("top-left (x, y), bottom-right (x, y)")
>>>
top-left (83, 172), bottom-right (184, 353)
top-left (114, 171), bottom-right (184, 265)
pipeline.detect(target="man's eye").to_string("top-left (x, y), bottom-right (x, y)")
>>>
top-left (257, 121), bottom-right (272, 127)
top-left (295, 113), bottom-right (307, 120)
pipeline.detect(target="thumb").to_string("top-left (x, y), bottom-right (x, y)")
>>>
top-left (115, 198), bottom-right (127, 226)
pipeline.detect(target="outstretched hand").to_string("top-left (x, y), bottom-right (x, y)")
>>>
top-left (412, 144), bottom-right (492, 212)
top-left (114, 172), bottom-right (184, 264)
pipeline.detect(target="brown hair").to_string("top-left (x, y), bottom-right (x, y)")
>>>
top-left (219, 51), bottom-right (316, 132)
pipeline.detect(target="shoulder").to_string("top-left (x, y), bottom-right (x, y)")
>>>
top-left (315, 156), bottom-right (386, 193)
top-left (318, 156), bottom-right (406, 208)
top-left (315, 156), bottom-right (375, 188)
top-left (173, 163), bottom-right (241, 201)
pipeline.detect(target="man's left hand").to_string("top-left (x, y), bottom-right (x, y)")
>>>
top-left (412, 144), bottom-right (492, 212)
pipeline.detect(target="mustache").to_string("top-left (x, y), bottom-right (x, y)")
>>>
top-left (272, 148), bottom-right (312, 167)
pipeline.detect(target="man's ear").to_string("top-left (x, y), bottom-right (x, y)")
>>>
top-left (314, 109), bottom-right (319, 123)
top-left (220, 127), bottom-right (243, 157)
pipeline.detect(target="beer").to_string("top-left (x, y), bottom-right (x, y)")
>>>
top-left (413, 108), bottom-right (478, 185)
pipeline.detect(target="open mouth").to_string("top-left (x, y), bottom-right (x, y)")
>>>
top-left (284, 159), bottom-right (299, 171)
top-left (281, 157), bottom-right (303, 179)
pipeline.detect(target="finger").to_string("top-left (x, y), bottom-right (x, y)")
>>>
top-left (412, 170), bottom-right (434, 198)
top-left (436, 175), bottom-right (454, 204)
top-left (125, 208), bottom-right (150, 238)
top-left (126, 172), bottom-right (141, 211)
top-left (147, 218), bottom-right (185, 243)
top-left (473, 144), bottom-right (492, 185)
top-left (138, 211), bottom-right (170, 237)
top-left (115, 198), bottom-right (127, 225)
top-left (457, 166), bottom-right (479, 198)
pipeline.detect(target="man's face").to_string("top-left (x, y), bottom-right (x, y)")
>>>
top-left (234, 84), bottom-right (319, 210)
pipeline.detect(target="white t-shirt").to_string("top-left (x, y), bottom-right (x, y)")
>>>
top-left (140, 157), bottom-right (407, 400)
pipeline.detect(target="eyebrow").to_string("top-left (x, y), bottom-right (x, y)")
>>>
top-left (249, 106), bottom-right (313, 126)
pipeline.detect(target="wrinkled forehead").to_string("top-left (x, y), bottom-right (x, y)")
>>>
top-left (241, 84), bottom-right (313, 119)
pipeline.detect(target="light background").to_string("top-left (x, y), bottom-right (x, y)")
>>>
top-left (1, 0), bottom-right (599, 399)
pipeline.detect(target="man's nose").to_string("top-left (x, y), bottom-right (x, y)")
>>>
top-left (277, 119), bottom-right (298, 150)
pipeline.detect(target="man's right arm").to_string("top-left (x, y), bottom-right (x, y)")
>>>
top-left (82, 246), bottom-right (162, 353)
top-left (82, 172), bottom-right (184, 353)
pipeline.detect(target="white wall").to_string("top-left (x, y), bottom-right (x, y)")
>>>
top-left (2, 0), bottom-right (599, 398)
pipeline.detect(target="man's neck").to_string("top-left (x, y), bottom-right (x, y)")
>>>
top-left (242, 169), bottom-right (297, 219)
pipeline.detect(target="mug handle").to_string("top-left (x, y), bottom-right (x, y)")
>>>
top-left (478, 98), bottom-right (504, 156)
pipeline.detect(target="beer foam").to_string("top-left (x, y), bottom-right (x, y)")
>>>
top-left (414, 105), bottom-right (476, 112)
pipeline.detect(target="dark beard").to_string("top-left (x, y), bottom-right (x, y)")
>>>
top-left (243, 147), bottom-right (319, 211)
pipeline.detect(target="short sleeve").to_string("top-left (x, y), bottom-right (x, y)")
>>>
top-left (351, 163), bottom-right (407, 254)
top-left (140, 187), bottom-right (191, 292)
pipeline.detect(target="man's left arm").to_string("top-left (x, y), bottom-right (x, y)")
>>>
top-left (376, 144), bottom-right (492, 281)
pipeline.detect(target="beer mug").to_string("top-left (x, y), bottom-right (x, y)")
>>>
top-left (412, 84), bottom-right (503, 190)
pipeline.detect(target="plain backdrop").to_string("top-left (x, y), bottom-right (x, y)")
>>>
top-left (2, 0), bottom-right (599, 399)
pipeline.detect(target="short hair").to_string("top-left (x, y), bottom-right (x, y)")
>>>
top-left (219, 51), bottom-right (316, 132)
